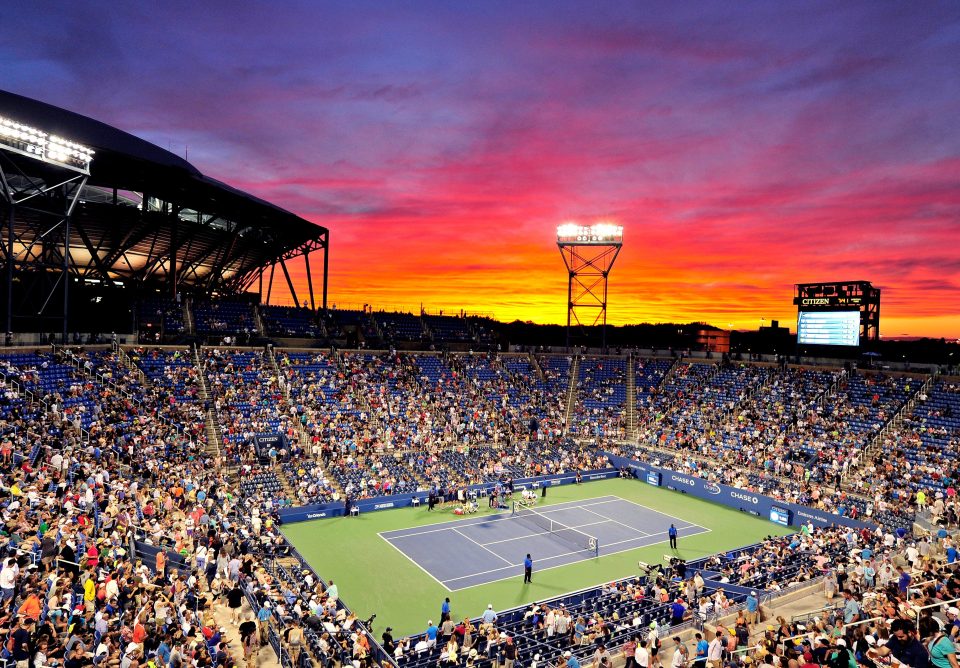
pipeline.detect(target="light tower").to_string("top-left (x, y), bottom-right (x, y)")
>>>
top-left (0, 115), bottom-right (94, 343)
top-left (556, 222), bottom-right (623, 351)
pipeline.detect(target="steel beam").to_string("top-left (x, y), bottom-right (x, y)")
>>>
top-left (304, 249), bottom-right (315, 311)
top-left (279, 257), bottom-right (299, 307)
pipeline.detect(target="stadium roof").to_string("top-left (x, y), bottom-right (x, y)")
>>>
top-left (0, 89), bottom-right (327, 296)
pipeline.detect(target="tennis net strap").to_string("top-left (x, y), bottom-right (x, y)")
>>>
top-left (511, 503), bottom-right (599, 556)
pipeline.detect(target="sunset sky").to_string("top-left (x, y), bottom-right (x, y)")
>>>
top-left (2, 2), bottom-right (959, 337)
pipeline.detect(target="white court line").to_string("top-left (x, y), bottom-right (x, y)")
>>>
top-left (444, 526), bottom-right (715, 590)
top-left (452, 528), bottom-right (514, 565)
top-left (380, 496), bottom-right (621, 539)
top-left (376, 530), bottom-right (453, 592)
top-left (380, 496), bottom-right (623, 540)
top-left (579, 505), bottom-right (651, 536)
top-left (442, 525), bottom-right (714, 589)
top-left (381, 491), bottom-right (712, 591)
top-left (607, 494), bottom-right (709, 532)
top-left (479, 519), bottom-right (612, 546)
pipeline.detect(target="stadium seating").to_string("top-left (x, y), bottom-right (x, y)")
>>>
top-left (0, 336), bottom-right (947, 668)
top-left (260, 304), bottom-right (322, 337)
top-left (193, 298), bottom-right (257, 335)
top-left (397, 527), bottom-right (861, 668)
top-left (137, 295), bottom-right (186, 335)
top-left (571, 357), bottom-right (627, 439)
top-left (635, 357), bottom-right (673, 411)
top-left (325, 308), bottom-right (379, 340)
top-left (203, 348), bottom-right (291, 454)
top-left (424, 314), bottom-right (474, 343)
top-left (858, 379), bottom-right (960, 498)
top-left (372, 311), bottom-right (425, 343)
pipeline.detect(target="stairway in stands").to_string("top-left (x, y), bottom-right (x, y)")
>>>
top-left (183, 296), bottom-right (195, 335)
top-left (563, 355), bottom-right (580, 437)
top-left (252, 306), bottom-right (267, 337)
top-left (113, 342), bottom-right (148, 386)
top-left (528, 352), bottom-right (546, 382)
top-left (193, 346), bottom-right (223, 458)
top-left (624, 352), bottom-right (637, 440)
top-left (268, 346), bottom-right (346, 499)
top-left (842, 372), bottom-right (935, 489)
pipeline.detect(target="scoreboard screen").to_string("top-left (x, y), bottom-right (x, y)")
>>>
top-left (797, 310), bottom-right (860, 346)
top-left (646, 471), bottom-right (662, 487)
top-left (769, 506), bottom-right (791, 527)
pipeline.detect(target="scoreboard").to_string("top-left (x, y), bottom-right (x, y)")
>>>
top-left (769, 506), bottom-right (792, 527)
top-left (794, 281), bottom-right (880, 345)
top-left (797, 311), bottom-right (861, 346)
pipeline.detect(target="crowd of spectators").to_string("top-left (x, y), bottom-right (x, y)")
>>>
top-left (123, 347), bottom-right (940, 531)
top-left (1, 340), bottom-right (952, 668)
top-left (193, 301), bottom-right (257, 337)
top-left (0, 344), bottom-right (388, 668)
top-left (278, 351), bottom-right (608, 499)
top-left (690, 523), bottom-right (960, 668)
top-left (136, 297), bottom-right (186, 339)
top-left (570, 359), bottom-right (626, 441)
top-left (851, 380), bottom-right (959, 507)
top-left (630, 364), bottom-right (930, 526)
top-left (260, 307), bottom-right (322, 339)
top-left (392, 522), bottom-right (960, 668)
top-left (202, 349), bottom-right (291, 453)
top-left (25, 346), bottom-right (934, 535)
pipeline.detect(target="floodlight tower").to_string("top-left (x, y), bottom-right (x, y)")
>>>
top-left (556, 222), bottom-right (623, 351)
top-left (0, 115), bottom-right (94, 342)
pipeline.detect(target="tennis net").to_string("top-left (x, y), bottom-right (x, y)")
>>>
top-left (511, 502), bottom-right (599, 556)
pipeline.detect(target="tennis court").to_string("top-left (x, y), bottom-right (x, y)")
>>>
top-left (379, 495), bottom-right (708, 590)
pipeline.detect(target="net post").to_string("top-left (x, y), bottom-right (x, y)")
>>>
top-left (511, 503), bottom-right (599, 555)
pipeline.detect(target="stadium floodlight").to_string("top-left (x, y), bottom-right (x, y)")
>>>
top-left (555, 220), bottom-right (624, 356)
top-left (556, 222), bottom-right (624, 245)
top-left (0, 116), bottom-right (94, 173)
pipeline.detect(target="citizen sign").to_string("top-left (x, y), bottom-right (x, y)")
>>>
top-left (374, 502), bottom-right (395, 510)
top-left (670, 475), bottom-right (696, 487)
top-left (730, 491), bottom-right (759, 505)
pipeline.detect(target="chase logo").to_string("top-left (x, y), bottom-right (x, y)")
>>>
top-left (730, 491), bottom-right (759, 505)
top-left (704, 483), bottom-right (722, 495)
top-left (670, 475), bottom-right (696, 487)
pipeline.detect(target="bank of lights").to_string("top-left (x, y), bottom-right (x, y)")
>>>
top-left (556, 222), bottom-right (623, 243)
top-left (0, 116), bottom-right (94, 169)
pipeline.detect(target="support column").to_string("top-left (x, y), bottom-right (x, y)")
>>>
top-left (1, 166), bottom-right (13, 340)
top-left (322, 232), bottom-right (329, 312)
top-left (304, 250), bottom-right (316, 311)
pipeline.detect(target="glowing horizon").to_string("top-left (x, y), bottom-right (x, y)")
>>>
top-left (2, 2), bottom-right (958, 338)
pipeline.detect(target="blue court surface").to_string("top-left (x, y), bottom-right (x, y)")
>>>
top-left (379, 495), bottom-right (708, 591)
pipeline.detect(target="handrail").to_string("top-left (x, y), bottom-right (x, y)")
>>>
top-left (912, 597), bottom-right (960, 633)
top-left (53, 343), bottom-right (193, 444)
top-left (850, 371), bottom-right (933, 471)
